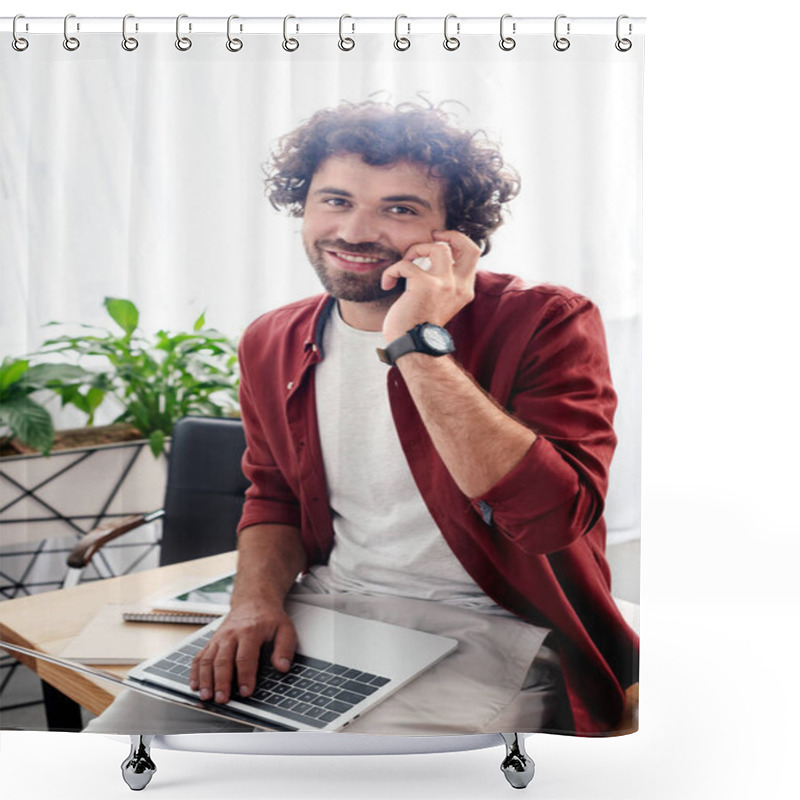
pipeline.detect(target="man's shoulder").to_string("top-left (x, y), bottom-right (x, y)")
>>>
top-left (473, 270), bottom-right (592, 316)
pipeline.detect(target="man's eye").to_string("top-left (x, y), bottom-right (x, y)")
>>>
top-left (324, 197), bottom-right (349, 207)
top-left (387, 205), bottom-right (417, 216)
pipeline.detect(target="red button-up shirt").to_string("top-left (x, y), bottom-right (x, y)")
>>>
top-left (237, 270), bottom-right (639, 734)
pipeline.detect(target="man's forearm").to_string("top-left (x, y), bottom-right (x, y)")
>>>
top-left (232, 523), bottom-right (307, 610)
top-left (395, 352), bottom-right (536, 498)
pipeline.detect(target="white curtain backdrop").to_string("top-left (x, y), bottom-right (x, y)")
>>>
top-left (1, 27), bottom-right (643, 544)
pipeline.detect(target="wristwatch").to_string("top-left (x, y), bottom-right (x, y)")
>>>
top-left (376, 323), bottom-right (456, 366)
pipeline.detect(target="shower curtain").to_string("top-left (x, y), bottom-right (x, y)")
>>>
top-left (0, 16), bottom-right (643, 740)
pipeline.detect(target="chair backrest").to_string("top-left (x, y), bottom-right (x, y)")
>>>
top-left (159, 416), bottom-right (248, 567)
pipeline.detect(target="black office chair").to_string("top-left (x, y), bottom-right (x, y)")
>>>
top-left (65, 415), bottom-right (247, 582)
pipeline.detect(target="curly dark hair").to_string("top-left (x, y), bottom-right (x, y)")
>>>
top-left (265, 101), bottom-right (520, 255)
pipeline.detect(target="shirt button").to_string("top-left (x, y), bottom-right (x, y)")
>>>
top-left (287, 381), bottom-right (294, 390)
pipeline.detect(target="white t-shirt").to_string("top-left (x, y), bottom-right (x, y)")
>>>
top-left (309, 305), bottom-right (509, 615)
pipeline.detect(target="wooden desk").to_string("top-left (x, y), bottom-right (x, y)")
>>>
top-left (0, 552), bottom-right (236, 717)
top-left (2, 551), bottom-right (638, 733)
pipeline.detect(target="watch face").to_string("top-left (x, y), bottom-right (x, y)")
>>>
top-left (420, 324), bottom-right (453, 353)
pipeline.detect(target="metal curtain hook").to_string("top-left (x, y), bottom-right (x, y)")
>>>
top-left (553, 14), bottom-right (570, 52)
top-left (12, 14), bottom-right (29, 51)
top-left (227, 15), bottom-right (243, 51)
top-left (63, 13), bottom-right (80, 51)
top-left (499, 14), bottom-right (516, 51)
top-left (338, 14), bottom-right (355, 51)
top-left (394, 14), bottom-right (410, 51)
top-left (615, 14), bottom-right (632, 51)
top-left (282, 15), bottom-right (299, 51)
top-left (122, 14), bottom-right (139, 51)
top-left (443, 14), bottom-right (460, 51)
top-left (175, 14), bottom-right (192, 51)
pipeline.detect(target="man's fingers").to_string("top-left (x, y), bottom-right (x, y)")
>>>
top-left (381, 260), bottom-right (418, 291)
top-left (432, 230), bottom-right (480, 274)
top-left (412, 256), bottom-right (433, 271)
top-left (432, 229), bottom-right (477, 256)
top-left (234, 637), bottom-right (262, 697)
top-left (211, 639), bottom-right (236, 704)
top-left (189, 647), bottom-right (201, 691)
top-left (189, 609), bottom-right (293, 702)
top-left (192, 634), bottom-right (242, 704)
top-left (194, 643), bottom-right (217, 701)
top-left (270, 617), bottom-right (298, 673)
top-left (402, 241), bottom-right (454, 274)
top-left (382, 243), bottom-right (453, 291)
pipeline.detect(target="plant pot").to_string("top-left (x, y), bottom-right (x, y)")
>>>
top-left (1, 423), bottom-right (146, 458)
top-left (0, 429), bottom-right (168, 598)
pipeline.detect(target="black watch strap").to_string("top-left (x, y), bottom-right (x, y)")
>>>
top-left (376, 323), bottom-right (455, 366)
top-left (376, 332), bottom-right (418, 366)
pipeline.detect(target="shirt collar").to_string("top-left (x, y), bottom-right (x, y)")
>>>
top-left (303, 294), bottom-right (336, 358)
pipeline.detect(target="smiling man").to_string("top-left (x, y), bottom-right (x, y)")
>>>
top-left (187, 101), bottom-right (639, 735)
top-left (303, 155), bottom-right (436, 304)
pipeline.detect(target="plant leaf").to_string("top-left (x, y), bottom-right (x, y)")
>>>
top-left (26, 363), bottom-right (93, 387)
top-left (60, 385), bottom-right (89, 413)
top-left (193, 311), bottom-right (206, 332)
top-left (148, 429), bottom-right (166, 458)
top-left (0, 359), bottom-right (29, 392)
top-left (85, 386), bottom-right (105, 414)
top-left (104, 298), bottom-right (139, 336)
top-left (0, 396), bottom-right (55, 454)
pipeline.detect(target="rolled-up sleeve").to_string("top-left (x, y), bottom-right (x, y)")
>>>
top-left (471, 295), bottom-right (617, 554)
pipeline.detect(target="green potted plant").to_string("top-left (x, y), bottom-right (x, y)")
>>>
top-left (1, 298), bottom-right (240, 576)
top-left (38, 297), bottom-right (239, 457)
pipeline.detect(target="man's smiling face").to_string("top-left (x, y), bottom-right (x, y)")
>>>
top-left (301, 153), bottom-right (447, 304)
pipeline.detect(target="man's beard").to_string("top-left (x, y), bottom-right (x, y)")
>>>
top-left (305, 238), bottom-right (406, 303)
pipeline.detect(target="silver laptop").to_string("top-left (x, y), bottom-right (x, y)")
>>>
top-left (127, 600), bottom-right (458, 732)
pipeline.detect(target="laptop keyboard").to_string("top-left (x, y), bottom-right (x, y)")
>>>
top-left (140, 628), bottom-right (391, 730)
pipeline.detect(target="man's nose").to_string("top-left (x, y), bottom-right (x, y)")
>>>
top-left (337, 209), bottom-right (383, 245)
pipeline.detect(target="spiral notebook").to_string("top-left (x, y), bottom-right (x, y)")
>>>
top-left (123, 573), bottom-right (236, 624)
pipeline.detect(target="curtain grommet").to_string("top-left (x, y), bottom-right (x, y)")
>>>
top-left (394, 15), bottom-right (411, 51)
top-left (63, 14), bottom-right (80, 52)
top-left (615, 15), bottom-right (633, 52)
top-left (338, 15), bottom-right (355, 51)
top-left (553, 14), bottom-right (570, 52)
top-left (226, 15), bottom-right (243, 52)
top-left (282, 15), bottom-right (299, 52)
top-left (121, 14), bottom-right (139, 52)
top-left (499, 14), bottom-right (516, 51)
top-left (12, 15), bottom-right (29, 51)
top-left (443, 14), bottom-right (460, 51)
top-left (175, 14), bottom-right (192, 51)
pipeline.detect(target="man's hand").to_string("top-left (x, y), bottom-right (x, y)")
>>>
top-left (189, 600), bottom-right (297, 704)
top-left (189, 523), bottom-right (306, 704)
top-left (380, 230), bottom-right (480, 343)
